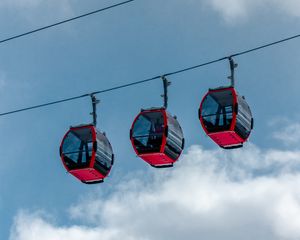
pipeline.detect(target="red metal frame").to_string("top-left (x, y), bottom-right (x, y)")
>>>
top-left (60, 124), bottom-right (108, 183)
top-left (130, 108), bottom-right (180, 167)
top-left (199, 87), bottom-right (247, 148)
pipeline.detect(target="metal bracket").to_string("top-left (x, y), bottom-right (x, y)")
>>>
top-left (90, 94), bottom-right (100, 126)
top-left (161, 76), bottom-right (171, 109)
top-left (228, 57), bottom-right (238, 87)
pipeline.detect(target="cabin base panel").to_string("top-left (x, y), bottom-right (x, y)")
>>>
top-left (70, 168), bottom-right (105, 182)
top-left (208, 131), bottom-right (245, 148)
top-left (140, 153), bottom-right (175, 167)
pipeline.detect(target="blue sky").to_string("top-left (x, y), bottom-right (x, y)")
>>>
top-left (2, 0), bottom-right (300, 239)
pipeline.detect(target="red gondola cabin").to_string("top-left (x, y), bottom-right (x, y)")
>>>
top-left (60, 124), bottom-right (114, 184)
top-left (130, 108), bottom-right (184, 168)
top-left (199, 87), bottom-right (253, 149)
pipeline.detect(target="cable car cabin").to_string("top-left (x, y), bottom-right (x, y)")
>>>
top-left (130, 108), bottom-right (184, 168)
top-left (199, 87), bottom-right (253, 149)
top-left (60, 124), bottom-right (114, 184)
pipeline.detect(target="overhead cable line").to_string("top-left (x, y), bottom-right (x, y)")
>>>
top-left (0, 0), bottom-right (135, 44)
top-left (0, 94), bottom-right (90, 117)
top-left (230, 33), bottom-right (300, 57)
top-left (1, 33), bottom-right (300, 117)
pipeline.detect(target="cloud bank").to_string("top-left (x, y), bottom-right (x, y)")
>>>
top-left (204, 0), bottom-right (300, 22)
top-left (9, 143), bottom-right (300, 240)
top-left (0, 0), bottom-right (73, 22)
top-left (271, 119), bottom-right (300, 146)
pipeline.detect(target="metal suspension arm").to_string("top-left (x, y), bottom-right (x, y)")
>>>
top-left (90, 94), bottom-right (100, 126)
top-left (228, 57), bottom-right (238, 87)
top-left (161, 76), bottom-right (171, 109)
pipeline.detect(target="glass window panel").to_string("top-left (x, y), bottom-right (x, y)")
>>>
top-left (201, 95), bottom-right (220, 117)
top-left (62, 132), bottom-right (82, 154)
top-left (132, 115), bottom-right (152, 137)
top-left (165, 113), bottom-right (184, 158)
top-left (95, 135), bottom-right (113, 168)
top-left (201, 90), bottom-right (234, 132)
top-left (132, 111), bottom-right (164, 154)
top-left (235, 95), bottom-right (253, 139)
top-left (167, 113), bottom-right (183, 139)
top-left (62, 128), bottom-right (93, 169)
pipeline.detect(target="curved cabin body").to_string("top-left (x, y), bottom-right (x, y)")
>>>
top-left (60, 124), bottom-right (114, 184)
top-left (130, 108), bottom-right (184, 168)
top-left (199, 87), bottom-right (253, 149)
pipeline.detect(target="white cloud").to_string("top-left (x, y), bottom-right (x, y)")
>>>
top-left (9, 211), bottom-right (120, 240)
top-left (270, 118), bottom-right (300, 145)
top-left (0, 0), bottom-right (41, 9)
top-left (203, 0), bottom-right (300, 23)
top-left (0, 0), bottom-right (73, 22)
top-left (9, 143), bottom-right (300, 240)
top-left (273, 123), bottom-right (300, 145)
top-left (205, 0), bottom-right (252, 22)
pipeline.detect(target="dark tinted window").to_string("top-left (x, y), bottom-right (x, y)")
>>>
top-left (62, 128), bottom-right (93, 170)
top-left (235, 95), bottom-right (253, 139)
top-left (165, 113), bottom-right (184, 160)
top-left (94, 132), bottom-right (114, 175)
top-left (132, 111), bottom-right (164, 154)
top-left (201, 90), bottom-right (234, 133)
